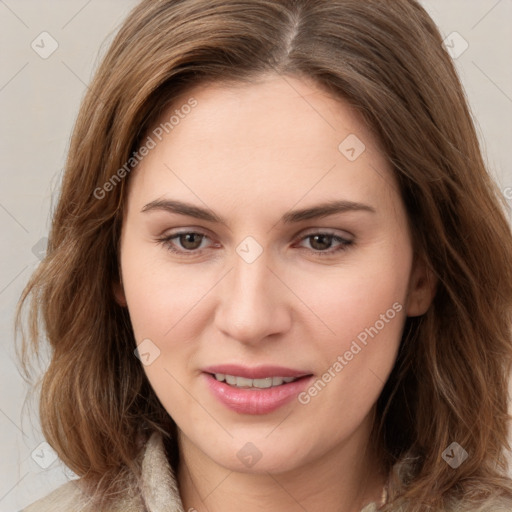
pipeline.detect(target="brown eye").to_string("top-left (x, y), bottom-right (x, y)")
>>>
top-left (309, 234), bottom-right (334, 251)
top-left (157, 231), bottom-right (212, 255)
top-left (178, 233), bottom-right (204, 250)
top-left (297, 232), bottom-right (354, 256)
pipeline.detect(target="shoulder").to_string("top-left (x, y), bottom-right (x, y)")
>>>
top-left (21, 477), bottom-right (145, 512)
top-left (21, 480), bottom-right (92, 512)
top-left (21, 431), bottom-right (182, 512)
top-left (370, 495), bottom-right (512, 512)
top-left (358, 493), bottom-right (512, 512)
top-left (449, 495), bottom-right (512, 511)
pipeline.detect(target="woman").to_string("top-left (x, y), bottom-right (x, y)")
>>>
top-left (16, 0), bottom-right (512, 511)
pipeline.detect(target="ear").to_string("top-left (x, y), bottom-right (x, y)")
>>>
top-left (113, 279), bottom-right (128, 307)
top-left (405, 254), bottom-right (437, 317)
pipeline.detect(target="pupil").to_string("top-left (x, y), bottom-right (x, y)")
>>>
top-left (311, 234), bottom-right (331, 251)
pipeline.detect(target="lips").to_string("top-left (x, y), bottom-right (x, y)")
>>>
top-left (202, 364), bottom-right (313, 415)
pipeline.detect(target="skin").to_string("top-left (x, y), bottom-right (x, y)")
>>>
top-left (115, 73), bottom-right (436, 512)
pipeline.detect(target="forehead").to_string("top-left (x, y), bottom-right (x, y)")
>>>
top-left (156, 74), bottom-right (376, 155)
top-left (127, 74), bottom-right (399, 220)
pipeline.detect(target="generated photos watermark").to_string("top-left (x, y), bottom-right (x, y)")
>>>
top-left (93, 97), bottom-right (198, 200)
top-left (298, 301), bottom-right (403, 405)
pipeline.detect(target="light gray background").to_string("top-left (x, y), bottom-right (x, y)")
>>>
top-left (1, 1), bottom-right (511, 510)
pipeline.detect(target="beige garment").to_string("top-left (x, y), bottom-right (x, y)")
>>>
top-left (22, 432), bottom-right (184, 512)
top-left (21, 431), bottom-right (512, 512)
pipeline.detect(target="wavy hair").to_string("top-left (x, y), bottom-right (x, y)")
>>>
top-left (16, 0), bottom-right (512, 510)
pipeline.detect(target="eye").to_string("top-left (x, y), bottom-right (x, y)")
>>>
top-left (296, 232), bottom-right (353, 256)
top-left (157, 230), bottom-right (354, 258)
top-left (157, 231), bottom-right (214, 255)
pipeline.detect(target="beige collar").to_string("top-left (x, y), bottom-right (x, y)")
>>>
top-left (139, 432), bottom-right (185, 512)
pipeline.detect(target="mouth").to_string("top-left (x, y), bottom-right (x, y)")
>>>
top-left (211, 373), bottom-right (300, 389)
top-left (202, 364), bottom-right (313, 415)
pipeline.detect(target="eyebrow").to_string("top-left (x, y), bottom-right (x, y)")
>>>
top-left (141, 198), bottom-right (376, 225)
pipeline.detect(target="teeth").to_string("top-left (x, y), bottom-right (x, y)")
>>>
top-left (213, 373), bottom-right (298, 388)
top-left (225, 374), bottom-right (237, 385)
top-left (254, 377), bottom-right (273, 388)
top-left (236, 377), bottom-right (253, 387)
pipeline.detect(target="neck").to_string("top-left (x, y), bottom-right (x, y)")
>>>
top-left (177, 415), bottom-right (387, 512)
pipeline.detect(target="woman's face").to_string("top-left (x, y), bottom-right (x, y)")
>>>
top-left (117, 74), bottom-right (433, 474)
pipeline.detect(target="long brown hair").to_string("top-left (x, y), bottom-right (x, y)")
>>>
top-left (16, 0), bottom-right (512, 510)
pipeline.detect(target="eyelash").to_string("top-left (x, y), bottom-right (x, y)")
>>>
top-left (156, 230), bottom-right (354, 258)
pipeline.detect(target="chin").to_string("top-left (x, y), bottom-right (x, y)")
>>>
top-left (196, 432), bottom-right (317, 475)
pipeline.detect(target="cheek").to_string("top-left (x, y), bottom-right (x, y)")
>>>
top-left (120, 247), bottom-right (206, 417)
top-left (292, 249), bottom-right (410, 349)
top-left (120, 242), bottom-right (209, 342)
top-left (289, 243), bottom-right (411, 411)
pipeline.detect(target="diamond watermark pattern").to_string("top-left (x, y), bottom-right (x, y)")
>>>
top-left (236, 236), bottom-right (263, 264)
top-left (442, 442), bottom-right (469, 469)
top-left (443, 32), bottom-right (469, 59)
top-left (134, 338), bottom-right (161, 366)
top-left (338, 134), bottom-right (366, 162)
top-left (31, 236), bottom-right (48, 261)
top-left (31, 441), bottom-right (58, 469)
top-left (237, 442), bottom-right (263, 468)
top-left (31, 31), bottom-right (59, 59)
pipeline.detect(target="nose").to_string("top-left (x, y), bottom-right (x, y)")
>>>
top-left (213, 248), bottom-right (292, 346)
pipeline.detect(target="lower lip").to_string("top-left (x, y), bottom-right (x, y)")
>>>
top-left (204, 373), bottom-right (313, 415)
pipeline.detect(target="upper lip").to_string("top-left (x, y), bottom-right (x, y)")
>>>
top-left (202, 364), bottom-right (311, 379)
